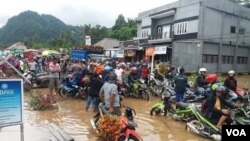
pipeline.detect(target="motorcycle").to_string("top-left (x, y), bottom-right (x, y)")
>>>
top-left (24, 71), bottom-right (50, 88)
top-left (148, 73), bottom-right (167, 96)
top-left (168, 102), bottom-right (221, 141)
top-left (119, 79), bottom-right (149, 101)
top-left (58, 75), bottom-right (87, 99)
top-left (90, 103), bottom-right (143, 141)
top-left (235, 88), bottom-right (250, 105)
top-left (230, 107), bottom-right (250, 125)
top-left (150, 88), bottom-right (175, 116)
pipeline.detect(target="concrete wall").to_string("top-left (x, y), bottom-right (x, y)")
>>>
top-left (152, 16), bottom-right (174, 36)
top-left (200, 0), bottom-right (250, 45)
top-left (175, 0), bottom-right (200, 20)
top-left (202, 63), bottom-right (217, 73)
top-left (137, 22), bottom-right (142, 38)
top-left (172, 41), bottom-right (202, 72)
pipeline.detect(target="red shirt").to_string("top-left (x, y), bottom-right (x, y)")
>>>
top-left (141, 67), bottom-right (149, 79)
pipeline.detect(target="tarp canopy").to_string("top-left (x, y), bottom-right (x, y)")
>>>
top-left (10, 48), bottom-right (24, 54)
top-left (42, 50), bottom-right (60, 56)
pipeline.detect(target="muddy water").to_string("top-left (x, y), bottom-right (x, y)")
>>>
top-left (0, 75), bottom-right (249, 141)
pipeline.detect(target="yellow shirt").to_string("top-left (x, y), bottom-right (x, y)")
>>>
top-left (214, 96), bottom-right (221, 110)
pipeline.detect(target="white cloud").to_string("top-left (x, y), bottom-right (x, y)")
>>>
top-left (0, 0), bottom-right (177, 28)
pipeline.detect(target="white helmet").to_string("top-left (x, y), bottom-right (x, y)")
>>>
top-left (199, 68), bottom-right (207, 74)
top-left (228, 70), bottom-right (235, 76)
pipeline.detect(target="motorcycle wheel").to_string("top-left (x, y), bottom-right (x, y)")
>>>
top-left (59, 88), bottom-right (66, 96)
top-left (150, 107), bottom-right (161, 116)
top-left (141, 90), bottom-right (149, 101)
top-left (188, 120), bottom-right (205, 131)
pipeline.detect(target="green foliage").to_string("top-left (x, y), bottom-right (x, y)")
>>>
top-left (0, 11), bottom-right (136, 48)
top-left (111, 27), bottom-right (136, 41)
top-left (111, 14), bottom-right (137, 41)
top-left (0, 11), bottom-right (69, 46)
top-left (112, 14), bottom-right (127, 31)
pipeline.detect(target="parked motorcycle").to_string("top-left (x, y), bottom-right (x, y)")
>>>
top-left (230, 107), bottom-right (250, 125)
top-left (90, 103), bottom-right (143, 141)
top-left (58, 76), bottom-right (87, 99)
top-left (148, 73), bottom-right (166, 96)
top-left (24, 71), bottom-right (50, 88)
top-left (169, 103), bottom-right (221, 141)
top-left (150, 88), bottom-right (175, 116)
top-left (119, 79), bottom-right (149, 101)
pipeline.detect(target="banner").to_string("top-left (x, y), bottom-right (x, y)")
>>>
top-left (105, 50), bottom-right (110, 57)
top-left (145, 47), bottom-right (155, 56)
top-left (116, 50), bottom-right (124, 58)
top-left (85, 35), bottom-right (91, 45)
top-left (0, 79), bottom-right (23, 127)
top-left (155, 46), bottom-right (167, 54)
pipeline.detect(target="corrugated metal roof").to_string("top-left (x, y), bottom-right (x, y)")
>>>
top-left (94, 38), bottom-right (120, 50)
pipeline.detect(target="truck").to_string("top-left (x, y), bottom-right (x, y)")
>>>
top-left (70, 46), bottom-right (104, 61)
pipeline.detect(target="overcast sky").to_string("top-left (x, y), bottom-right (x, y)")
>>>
top-left (0, 0), bottom-right (177, 28)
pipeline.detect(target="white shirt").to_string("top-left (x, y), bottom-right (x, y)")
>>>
top-left (115, 68), bottom-right (123, 83)
top-left (29, 62), bottom-right (37, 71)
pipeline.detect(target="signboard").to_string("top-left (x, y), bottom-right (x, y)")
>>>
top-left (105, 50), bottom-right (111, 57)
top-left (85, 35), bottom-right (91, 45)
top-left (145, 47), bottom-right (155, 56)
top-left (116, 50), bottom-right (124, 58)
top-left (155, 46), bottom-right (167, 54)
top-left (0, 79), bottom-right (23, 127)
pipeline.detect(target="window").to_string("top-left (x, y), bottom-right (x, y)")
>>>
top-left (231, 26), bottom-right (236, 34)
top-left (141, 28), bottom-right (151, 38)
top-left (202, 54), bottom-right (218, 63)
top-left (157, 27), bottom-right (162, 39)
top-left (239, 28), bottom-right (245, 35)
top-left (222, 56), bottom-right (234, 64)
top-left (237, 56), bottom-right (248, 64)
top-left (162, 25), bottom-right (170, 39)
top-left (176, 22), bottom-right (188, 35)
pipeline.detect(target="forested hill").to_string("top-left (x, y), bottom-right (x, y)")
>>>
top-left (0, 11), bottom-right (69, 45)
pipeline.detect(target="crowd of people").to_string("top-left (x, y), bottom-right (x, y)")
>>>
top-left (0, 55), bottom-right (244, 129)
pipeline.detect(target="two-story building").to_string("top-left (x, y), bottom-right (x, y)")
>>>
top-left (136, 0), bottom-right (250, 73)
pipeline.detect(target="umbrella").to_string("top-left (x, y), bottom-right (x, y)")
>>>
top-left (42, 50), bottom-right (60, 56)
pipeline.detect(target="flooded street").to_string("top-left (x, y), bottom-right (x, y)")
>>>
top-left (0, 75), bottom-right (249, 141)
top-left (0, 97), bottom-right (209, 141)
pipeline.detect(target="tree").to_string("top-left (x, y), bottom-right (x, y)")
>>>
top-left (111, 27), bottom-right (136, 41)
top-left (80, 24), bottom-right (110, 45)
top-left (127, 18), bottom-right (137, 28)
top-left (111, 15), bottom-right (137, 41)
top-left (49, 31), bottom-right (75, 49)
top-left (112, 14), bottom-right (127, 31)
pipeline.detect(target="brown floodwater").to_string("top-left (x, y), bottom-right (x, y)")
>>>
top-left (0, 75), bottom-right (249, 141)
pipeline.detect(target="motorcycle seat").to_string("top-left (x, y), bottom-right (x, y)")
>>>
top-left (35, 72), bottom-right (48, 77)
top-left (176, 102), bottom-right (190, 110)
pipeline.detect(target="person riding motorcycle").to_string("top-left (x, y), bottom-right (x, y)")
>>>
top-left (202, 84), bottom-right (236, 129)
top-left (99, 72), bottom-right (121, 116)
top-left (224, 70), bottom-right (238, 102)
top-left (195, 68), bottom-right (209, 95)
